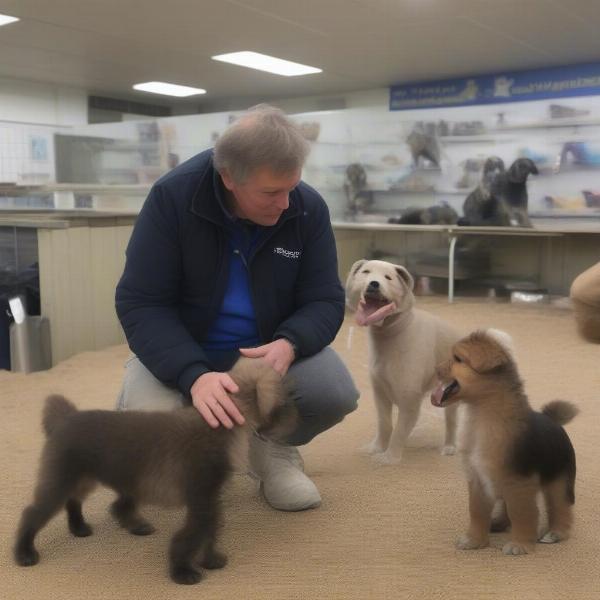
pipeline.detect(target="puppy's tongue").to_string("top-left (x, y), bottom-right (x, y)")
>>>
top-left (431, 380), bottom-right (459, 407)
top-left (355, 299), bottom-right (396, 326)
top-left (431, 383), bottom-right (445, 407)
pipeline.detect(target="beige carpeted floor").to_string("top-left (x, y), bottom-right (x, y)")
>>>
top-left (2, 298), bottom-right (599, 600)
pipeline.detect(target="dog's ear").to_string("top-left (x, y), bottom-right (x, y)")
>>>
top-left (507, 160), bottom-right (523, 182)
top-left (345, 259), bottom-right (368, 309)
top-left (458, 333), bottom-right (510, 373)
top-left (525, 158), bottom-right (538, 175)
top-left (508, 158), bottom-right (538, 182)
top-left (394, 265), bottom-right (414, 291)
top-left (349, 259), bottom-right (367, 278)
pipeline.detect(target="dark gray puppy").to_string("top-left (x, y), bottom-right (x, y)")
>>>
top-left (14, 358), bottom-right (296, 585)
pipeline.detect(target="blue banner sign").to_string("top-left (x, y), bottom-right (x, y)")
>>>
top-left (390, 63), bottom-right (600, 110)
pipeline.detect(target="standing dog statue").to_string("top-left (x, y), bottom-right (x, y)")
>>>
top-left (346, 260), bottom-right (461, 464)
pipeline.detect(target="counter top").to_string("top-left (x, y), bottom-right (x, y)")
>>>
top-left (332, 221), bottom-right (600, 235)
top-left (2, 210), bottom-right (598, 234)
top-left (0, 211), bottom-right (137, 228)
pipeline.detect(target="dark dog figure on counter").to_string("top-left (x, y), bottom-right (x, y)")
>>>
top-left (13, 358), bottom-right (296, 585)
top-left (393, 204), bottom-right (459, 225)
top-left (461, 158), bottom-right (538, 227)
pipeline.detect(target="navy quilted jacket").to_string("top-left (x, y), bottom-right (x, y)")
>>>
top-left (115, 149), bottom-right (344, 396)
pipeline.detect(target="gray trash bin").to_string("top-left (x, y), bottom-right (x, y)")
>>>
top-left (8, 296), bottom-right (52, 373)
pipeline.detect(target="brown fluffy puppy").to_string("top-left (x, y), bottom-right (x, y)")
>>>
top-left (14, 357), bottom-right (296, 584)
top-left (431, 329), bottom-right (578, 556)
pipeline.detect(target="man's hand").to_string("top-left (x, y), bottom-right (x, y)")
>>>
top-left (190, 372), bottom-right (245, 429)
top-left (239, 339), bottom-right (296, 376)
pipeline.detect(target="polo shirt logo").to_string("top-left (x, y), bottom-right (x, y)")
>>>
top-left (273, 247), bottom-right (301, 259)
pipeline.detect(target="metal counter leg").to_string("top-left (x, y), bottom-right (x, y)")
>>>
top-left (448, 235), bottom-right (458, 303)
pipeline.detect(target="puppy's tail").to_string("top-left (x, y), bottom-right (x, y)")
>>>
top-left (43, 394), bottom-right (77, 436)
top-left (542, 400), bottom-right (579, 426)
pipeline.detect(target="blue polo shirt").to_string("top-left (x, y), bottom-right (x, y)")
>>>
top-left (202, 219), bottom-right (261, 353)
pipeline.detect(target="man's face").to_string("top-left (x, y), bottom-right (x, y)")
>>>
top-left (221, 166), bottom-right (301, 226)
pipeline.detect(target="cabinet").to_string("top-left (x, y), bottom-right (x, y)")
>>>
top-left (0, 211), bottom-right (136, 365)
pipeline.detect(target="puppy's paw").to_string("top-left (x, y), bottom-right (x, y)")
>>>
top-left (70, 522), bottom-right (93, 537)
top-left (15, 547), bottom-right (40, 567)
top-left (456, 534), bottom-right (488, 550)
top-left (170, 564), bottom-right (203, 585)
top-left (538, 530), bottom-right (566, 544)
top-left (202, 550), bottom-right (228, 570)
top-left (129, 521), bottom-right (156, 536)
top-left (359, 439), bottom-right (386, 455)
top-left (502, 541), bottom-right (532, 556)
top-left (373, 450), bottom-right (402, 465)
top-left (440, 445), bottom-right (456, 456)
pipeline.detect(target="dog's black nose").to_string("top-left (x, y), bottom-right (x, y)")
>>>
top-left (367, 280), bottom-right (380, 289)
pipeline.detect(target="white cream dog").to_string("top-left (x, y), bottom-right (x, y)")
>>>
top-left (346, 259), bottom-right (461, 464)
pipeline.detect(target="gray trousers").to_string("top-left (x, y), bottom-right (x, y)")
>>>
top-left (116, 347), bottom-right (359, 446)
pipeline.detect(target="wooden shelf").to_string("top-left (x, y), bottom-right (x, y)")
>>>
top-left (494, 117), bottom-right (600, 131)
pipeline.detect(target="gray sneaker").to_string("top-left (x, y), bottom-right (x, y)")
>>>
top-left (249, 436), bottom-right (321, 511)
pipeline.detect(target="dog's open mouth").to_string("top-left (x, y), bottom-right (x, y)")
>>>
top-left (431, 380), bottom-right (460, 407)
top-left (355, 295), bottom-right (397, 326)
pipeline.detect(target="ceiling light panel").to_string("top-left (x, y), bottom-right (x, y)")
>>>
top-left (0, 13), bottom-right (20, 26)
top-left (212, 51), bottom-right (322, 76)
top-left (133, 82), bottom-right (207, 97)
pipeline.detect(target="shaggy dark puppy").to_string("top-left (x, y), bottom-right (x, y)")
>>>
top-left (461, 158), bottom-right (537, 227)
top-left (13, 358), bottom-right (296, 585)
